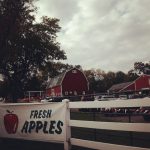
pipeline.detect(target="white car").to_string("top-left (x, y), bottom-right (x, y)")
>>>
top-left (41, 97), bottom-right (53, 103)
top-left (100, 95), bottom-right (116, 101)
top-left (94, 95), bottom-right (116, 101)
top-left (119, 95), bottom-right (128, 100)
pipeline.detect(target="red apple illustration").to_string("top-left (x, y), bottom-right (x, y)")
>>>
top-left (4, 110), bottom-right (19, 134)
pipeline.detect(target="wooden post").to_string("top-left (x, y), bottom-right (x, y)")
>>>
top-left (63, 99), bottom-right (71, 150)
top-left (93, 111), bottom-right (97, 141)
top-left (128, 108), bottom-right (133, 146)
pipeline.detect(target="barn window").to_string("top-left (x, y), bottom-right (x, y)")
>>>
top-left (72, 70), bottom-right (77, 73)
top-left (69, 91), bottom-right (72, 94)
top-left (65, 91), bottom-right (68, 95)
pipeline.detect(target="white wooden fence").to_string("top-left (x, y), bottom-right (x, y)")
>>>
top-left (64, 98), bottom-right (150, 150)
top-left (0, 98), bottom-right (150, 150)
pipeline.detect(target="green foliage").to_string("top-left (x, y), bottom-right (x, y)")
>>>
top-left (0, 0), bottom-right (66, 102)
top-left (84, 69), bottom-right (139, 94)
top-left (127, 61), bottom-right (150, 81)
top-left (114, 71), bottom-right (127, 84)
top-left (0, 80), bottom-right (9, 98)
top-left (133, 62), bottom-right (150, 75)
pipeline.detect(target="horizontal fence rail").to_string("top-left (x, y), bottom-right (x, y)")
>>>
top-left (69, 98), bottom-right (150, 108)
top-left (71, 138), bottom-right (150, 150)
top-left (70, 120), bottom-right (150, 132)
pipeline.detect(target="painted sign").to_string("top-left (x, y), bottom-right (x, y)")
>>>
top-left (0, 102), bottom-right (66, 142)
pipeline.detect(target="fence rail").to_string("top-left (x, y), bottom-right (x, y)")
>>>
top-left (69, 120), bottom-right (150, 132)
top-left (70, 138), bottom-right (150, 150)
top-left (66, 98), bottom-right (150, 150)
top-left (69, 98), bottom-right (150, 108)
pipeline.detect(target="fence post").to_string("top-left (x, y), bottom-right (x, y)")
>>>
top-left (63, 99), bottom-right (71, 150)
top-left (128, 108), bottom-right (133, 146)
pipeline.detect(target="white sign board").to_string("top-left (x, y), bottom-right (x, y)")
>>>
top-left (0, 102), bottom-right (66, 142)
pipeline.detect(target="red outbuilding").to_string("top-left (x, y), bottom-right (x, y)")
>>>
top-left (46, 68), bottom-right (89, 97)
top-left (108, 74), bottom-right (150, 95)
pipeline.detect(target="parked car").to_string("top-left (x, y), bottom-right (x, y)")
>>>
top-left (41, 97), bottom-right (53, 103)
top-left (100, 95), bottom-right (116, 101)
top-left (94, 95), bottom-right (116, 101)
top-left (41, 96), bottom-right (65, 103)
top-left (94, 95), bottom-right (101, 101)
top-left (119, 95), bottom-right (128, 100)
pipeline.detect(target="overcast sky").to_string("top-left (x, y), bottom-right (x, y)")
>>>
top-left (35, 0), bottom-right (150, 73)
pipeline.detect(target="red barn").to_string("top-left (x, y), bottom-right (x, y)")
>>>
top-left (108, 74), bottom-right (150, 95)
top-left (46, 68), bottom-right (89, 97)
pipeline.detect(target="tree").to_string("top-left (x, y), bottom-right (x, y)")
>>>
top-left (130, 62), bottom-right (150, 75)
top-left (127, 70), bottom-right (139, 81)
top-left (104, 71), bottom-right (116, 89)
top-left (0, 0), bottom-right (66, 102)
top-left (0, 80), bottom-right (9, 98)
top-left (41, 62), bottom-right (73, 78)
top-left (84, 69), bottom-right (105, 93)
top-left (114, 71), bottom-right (126, 84)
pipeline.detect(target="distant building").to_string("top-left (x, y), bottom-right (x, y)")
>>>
top-left (46, 68), bottom-right (89, 97)
top-left (108, 74), bottom-right (150, 95)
